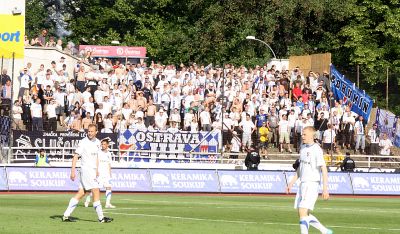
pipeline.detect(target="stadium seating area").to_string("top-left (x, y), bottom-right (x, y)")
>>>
top-left (0, 37), bottom-right (399, 168)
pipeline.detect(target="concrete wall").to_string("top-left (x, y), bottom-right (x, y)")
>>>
top-left (267, 58), bottom-right (290, 72)
top-left (24, 47), bottom-right (90, 79)
top-left (1, 47), bottom-right (91, 101)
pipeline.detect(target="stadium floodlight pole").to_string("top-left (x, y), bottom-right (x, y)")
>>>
top-left (245, 36), bottom-right (277, 59)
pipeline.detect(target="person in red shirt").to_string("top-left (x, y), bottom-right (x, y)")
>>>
top-left (301, 89), bottom-right (310, 103)
top-left (292, 82), bottom-right (302, 101)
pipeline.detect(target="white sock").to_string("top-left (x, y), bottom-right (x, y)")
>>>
top-left (308, 214), bottom-right (328, 233)
top-left (63, 198), bottom-right (79, 217)
top-left (85, 192), bottom-right (92, 203)
top-left (299, 217), bottom-right (309, 234)
top-left (93, 200), bottom-right (104, 220)
top-left (105, 190), bottom-right (112, 205)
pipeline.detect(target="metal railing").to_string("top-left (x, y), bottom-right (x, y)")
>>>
top-left (6, 146), bottom-right (221, 164)
top-left (5, 146), bottom-right (400, 169)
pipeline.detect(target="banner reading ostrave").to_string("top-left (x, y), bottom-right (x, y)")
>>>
top-left (0, 15), bottom-right (24, 59)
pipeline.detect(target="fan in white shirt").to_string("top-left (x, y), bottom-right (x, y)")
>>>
top-left (379, 133), bottom-right (393, 156)
top-left (155, 109), bottom-right (168, 130)
top-left (278, 114), bottom-right (292, 153)
top-left (239, 114), bottom-right (256, 149)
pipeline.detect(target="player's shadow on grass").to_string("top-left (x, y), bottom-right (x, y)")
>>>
top-left (50, 215), bottom-right (97, 223)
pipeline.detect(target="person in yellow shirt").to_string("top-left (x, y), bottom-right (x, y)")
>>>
top-left (324, 150), bottom-right (346, 171)
top-left (35, 149), bottom-right (51, 167)
top-left (258, 121), bottom-right (269, 158)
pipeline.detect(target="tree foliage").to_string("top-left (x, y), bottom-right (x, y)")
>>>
top-left (25, 0), bottom-right (49, 38)
top-left (338, 0), bottom-right (400, 85)
top-left (25, 0), bottom-right (400, 113)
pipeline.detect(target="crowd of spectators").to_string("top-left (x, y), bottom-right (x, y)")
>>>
top-left (24, 29), bottom-right (77, 55)
top-left (0, 29), bottom-right (395, 156)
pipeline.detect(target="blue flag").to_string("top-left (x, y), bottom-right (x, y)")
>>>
top-left (330, 64), bottom-right (374, 120)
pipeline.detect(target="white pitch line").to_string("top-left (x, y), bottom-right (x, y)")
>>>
top-left (105, 211), bottom-right (257, 225)
top-left (121, 198), bottom-right (400, 214)
top-left (104, 207), bottom-right (155, 211)
top-left (104, 211), bottom-right (400, 232)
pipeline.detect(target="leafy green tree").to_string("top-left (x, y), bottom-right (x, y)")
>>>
top-left (25, 0), bottom-right (400, 114)
top-left (338, 0), bottom-right (400, 85)
top-left (25, 0), bottom-right (49, 38)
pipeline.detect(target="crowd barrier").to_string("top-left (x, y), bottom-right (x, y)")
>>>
top-left (9, 129), bottom-right (220, 163)
top-left (1, 167), bottom-right (400, 195)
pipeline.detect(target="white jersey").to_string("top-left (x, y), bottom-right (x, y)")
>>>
top-left (368, 129), bottom-right (379, 144)
top-left (298, 143), bottom-right (325, 183)
top-left (278, 120), bottom-right (289, 133)
top-left (98, 150), bottom-right (112, 176)
top-left (323, 129), bottom-right (336, 143)
top-left (239, 120), bottom-right (255, 134)
top-left (76, 137), bottom-right (101, 170)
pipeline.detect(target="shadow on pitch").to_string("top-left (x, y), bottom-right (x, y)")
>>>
top-left (50, 215), bottom-right (97, 223)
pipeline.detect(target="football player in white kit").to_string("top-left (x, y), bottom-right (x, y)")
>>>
top-left (62, 124), bottom-right (113, 223)
top-left (84, 138), bottom-right (116, 208)
top-left (286, 126), bottom-right (332, 234)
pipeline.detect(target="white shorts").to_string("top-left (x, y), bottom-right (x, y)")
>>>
top-left (242, 133), bottom-right (252, 145)
top-left (79, 168), bottom-right (101, 191)
top-left (279, 132), bottom-right (290, 143)
top-left (294, 182), bottom-right (319, 211)
top-left (98, 175), bottom-right (112, 188)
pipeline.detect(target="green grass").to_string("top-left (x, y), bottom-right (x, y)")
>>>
top-left (0, 193), bottom-right (399, 234)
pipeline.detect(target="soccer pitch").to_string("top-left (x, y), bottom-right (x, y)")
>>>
top-left (0, 193), bottom-right (399, 234)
